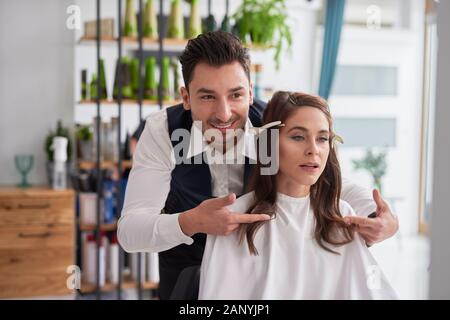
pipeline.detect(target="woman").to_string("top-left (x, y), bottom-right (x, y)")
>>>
top-left (199, 91), bottom-right (397, 299)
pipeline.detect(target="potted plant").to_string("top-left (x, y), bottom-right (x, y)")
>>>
top-left (352, 148), bottom-right (387, 193)
top-left (44, 120), bottom-right (73, 186)
top-left (76, 124), bottom-right (94, 161)
top-left (232, 0), bottom-right (292, 69)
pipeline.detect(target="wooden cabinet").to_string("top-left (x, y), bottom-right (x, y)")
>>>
top-left (0, 187), bottom-right (75, 298)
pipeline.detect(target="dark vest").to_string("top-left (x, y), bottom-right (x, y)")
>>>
top-left (158, 100), bottom-right (266, 299)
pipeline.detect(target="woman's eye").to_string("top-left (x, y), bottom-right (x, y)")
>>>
top-left (319, 137), bottom-right (329, 142)
top-left (291, 136), bottom-right (305, 141)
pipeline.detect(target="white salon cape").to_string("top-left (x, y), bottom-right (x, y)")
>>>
top-left (199, 192), bottom-right (397, 300)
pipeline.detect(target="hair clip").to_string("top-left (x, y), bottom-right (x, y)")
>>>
top-left (333, 134), bottom-right (344, 144)
top-left (250, 121), bottom-right (285, 135)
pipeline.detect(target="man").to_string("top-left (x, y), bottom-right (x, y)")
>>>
top-left (117, 31), bottom-right (399, 300)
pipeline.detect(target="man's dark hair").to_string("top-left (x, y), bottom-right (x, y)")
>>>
top-left (179, 30), bottom-right (251, 89)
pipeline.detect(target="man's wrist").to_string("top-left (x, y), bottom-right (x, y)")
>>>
top-left (179, 209), bottom-right (197, 237)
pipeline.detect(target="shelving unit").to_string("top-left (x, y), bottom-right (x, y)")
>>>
top-left (75, 0), bottom-right (174, 300)
top-left (75, 0), bottom-right (236, 300)
top-left (78, 36), bottom-right (188, 51)
top-left (78, 160), bottom-right (133, 170)
top-left (77, 99), bottom-right (181, 106)
top-left (80, 277), bottom-right (158, 295)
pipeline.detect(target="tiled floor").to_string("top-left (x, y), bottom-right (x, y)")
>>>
top-left (369, 233), bottom-right (430, 299)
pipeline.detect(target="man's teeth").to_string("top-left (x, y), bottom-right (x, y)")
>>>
top-left (213, 124), bottom-right (232, 129)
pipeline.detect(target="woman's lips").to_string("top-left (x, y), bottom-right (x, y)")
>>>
top-left (299, 165), bottom-right (320, 173)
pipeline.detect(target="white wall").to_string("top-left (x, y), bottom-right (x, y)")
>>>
top-left (429, 0), bottom-right (450, 299)
top-left (0, 0), bottom-right (74, 185)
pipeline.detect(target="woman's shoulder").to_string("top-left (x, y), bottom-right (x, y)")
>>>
top-left (227, 191), bottom-right (256, 213)
top-left (339, 199), bottom-right (356, 217)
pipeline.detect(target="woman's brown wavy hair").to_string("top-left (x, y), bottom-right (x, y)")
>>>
top-left (239, 91), bottom-right (354, 255)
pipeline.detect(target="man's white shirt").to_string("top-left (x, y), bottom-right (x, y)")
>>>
top-left (117, 108), bottom-right (377, 253)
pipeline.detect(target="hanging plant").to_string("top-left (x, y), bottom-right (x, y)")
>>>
top-left (232, 0), bottom-right (292, 70)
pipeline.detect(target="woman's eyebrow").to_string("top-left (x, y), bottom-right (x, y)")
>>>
top-left (287, 126), bottom-right (329, 134)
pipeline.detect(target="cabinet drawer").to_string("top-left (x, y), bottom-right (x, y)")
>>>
top-left (0, 247), bottom-right (74, 298)
top-left (0, 224), bottom-right (74, 249)
top-left (0, 197), bottom-right (73, 226)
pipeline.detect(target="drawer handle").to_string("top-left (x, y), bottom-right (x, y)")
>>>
top-left (17, 203), bottom-right (50, 210)
top-left (18, 232), bottom-right (51, 238)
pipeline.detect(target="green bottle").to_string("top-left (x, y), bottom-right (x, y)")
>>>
top-left (144, 57), bottom-right (158, 100)
top-left (161, 56), bottom-right (171, 101)
top-left (124, 0), bottom-right (137, 37)
top-left (221, 15), bottom-right (231, 32)
top-left (90, 73), bottom-right (98, 100)
top-left (167, 0), bottom-right (184, 39)
top-left (188, 0), bottom-right (202, 39)
top-left (81, 69), bottom-right (87, 100)
top-left (99, 59), bottom-right (108, 99)
top-left (113, 57), bottom-right (133, 100)
top-left (143, 0), bottom-right (158, 38)
top-left (205, 14), bottom-right (217, 32)
top-left (129, 58), bottom-right (139, 99)
top-left (221, 0), bottom-right (231, 32)
top-left (205, 0), bottom-right (217, 32)
top-left (171, 58), bottom-right (181, 100)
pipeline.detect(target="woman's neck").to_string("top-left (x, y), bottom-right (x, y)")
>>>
top-left (276, 176), bottom-right (310, 198)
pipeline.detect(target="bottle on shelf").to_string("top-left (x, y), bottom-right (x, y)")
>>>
top-left (146, 252), bottom-right (159, 283)
top-left (109, 234), bottom-right (119, 285)
top-left (253, 64), bottom-right (263, 100)
top-left (188, 0), bottom-right (202, 39)
top-left (81, 69), bottom-right (88, 100)
top-left (221, 0), bottom-right (231, 32)
top-left (143, 0), bottom-right (158, 39)
top-left (101, 121), bottom-right (110, 161)
top-left (168, 0), bottom-right (184, 39)
top-left (161, 56), bottom-right (171, 101)
top-left (124, 0), bottom-right (137, 38)
top-left (90, 73), bottom-right (98, 100)
top-left (109, 117), bottom-right (119, 163)
top-left (144, 56), bottom-right (158, 100)
top-left (79, 192), bottom-right (98, 225)
top-left (99, 59), bottom-right (108, 99)
top-left (84, 233), bottom-right (106, 286)
top-left (205, 1), bottom-right (217, 32)
top-left (92, 116), bottom-right (105, 161)
top-left (129, 58), bottom-right (139, 100)
top-left (103, 177), bottom-right (115, 224)
top-left (123, 130), bottom-right (132, 161)
top-left (130, 253), bottom-right (146, 284)
top-left (113, 57), bottom-right (134, 100)
top-left (171, 57), bottom-right (181, 100)
top-left (50, 136), bottom-right (68, 190)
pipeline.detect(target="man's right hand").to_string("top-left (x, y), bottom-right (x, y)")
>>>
top-left (178, 193), bottom-right (271, 237)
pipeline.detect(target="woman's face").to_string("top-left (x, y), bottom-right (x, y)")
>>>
top-left (277, 106), bottom-right (331, 191)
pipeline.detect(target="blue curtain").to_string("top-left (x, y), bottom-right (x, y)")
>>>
top-left (318, 0), bottom-right (346, 100)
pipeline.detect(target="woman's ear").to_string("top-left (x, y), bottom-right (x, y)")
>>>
top-left (181, 87), bottom-right (191, 110)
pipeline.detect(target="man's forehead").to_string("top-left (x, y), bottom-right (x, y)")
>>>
top-left (190, 62), bottom-right (248, 82)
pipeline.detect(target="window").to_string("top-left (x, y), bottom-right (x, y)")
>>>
top-left (332, 65), bottom-right (398, 96)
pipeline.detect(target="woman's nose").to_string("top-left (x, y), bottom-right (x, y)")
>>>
top-left (305, 141), bottom-right (320, 155)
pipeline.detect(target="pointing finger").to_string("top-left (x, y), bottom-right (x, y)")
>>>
top-left (229, 213), bottom-right (271, 224)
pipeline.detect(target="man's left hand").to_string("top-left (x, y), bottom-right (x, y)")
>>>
top-left (344, 189), bottom-right (399, 246)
